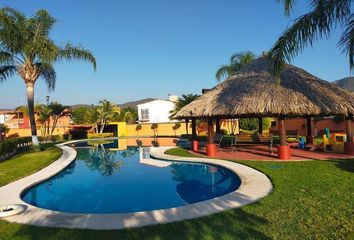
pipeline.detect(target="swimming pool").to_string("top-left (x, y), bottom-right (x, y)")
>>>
top-left (21, 140), bottom-right (241, 214)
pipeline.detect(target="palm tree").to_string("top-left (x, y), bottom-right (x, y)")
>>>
top-left (169, 94), bottom-right (199, 134)
top-left (0, 8), bottom-right (96, 145)
top-left (96, 100), bottom-right (120, 133)
top-left (215, 51), bottom-right (256, 82)
top-left (36, 104), bottom-right (51, 136)
top-left (48, 102), bottom-right (67, 135)
top-left (269, 0), bottom-right (353, 78)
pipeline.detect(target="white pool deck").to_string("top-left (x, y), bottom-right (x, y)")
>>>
top-left (0, 143), bottom-right (273, 230)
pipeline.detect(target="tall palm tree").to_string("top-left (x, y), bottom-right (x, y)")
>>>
top-left (0, 8), bottom-right (96, 145)
top-left (215, 51), bottom-right (256, 82)
top-left (96, 100), bottom-right (120, 133)
top-left (270, 0), bottom-right (352, 78)
top-left (169, 94), bottom-right (199, 134)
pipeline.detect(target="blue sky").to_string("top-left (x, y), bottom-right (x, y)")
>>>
top-left (0, 0), bottom-right (351, 108)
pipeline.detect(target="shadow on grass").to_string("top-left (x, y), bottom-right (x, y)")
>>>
top-left (330, 158), bottom-right (354, 173)
top-left (12, 207), bottom-right (270, 240)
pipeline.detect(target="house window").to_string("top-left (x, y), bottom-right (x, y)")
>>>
top-left (140, 109), bottom-right (149, 121)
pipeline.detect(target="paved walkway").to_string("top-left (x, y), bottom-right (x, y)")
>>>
top-left (192, 145), bottom-right (354, 161)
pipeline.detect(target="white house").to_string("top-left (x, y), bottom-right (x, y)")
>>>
top-left (137, 96), bottom-right (177, 123)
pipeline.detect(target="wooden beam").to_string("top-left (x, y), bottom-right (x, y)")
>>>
top-left (278, 116), bottom-right (287, 146)
top-left (346, 115), bottom-right (353, 143)
top-left (191, 119), bottom-right (197, 140)
top-left (306, 116), bottom-right (312, 144)
top-left (208, 117), bottom-right (214, 144)
top-left (215, 117), bottom-right (221, 133)
top-left (258, 118), bottom-right (262, 134)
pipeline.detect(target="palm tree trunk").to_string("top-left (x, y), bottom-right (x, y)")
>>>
top-left (26, 82), bottom-right (39, 145)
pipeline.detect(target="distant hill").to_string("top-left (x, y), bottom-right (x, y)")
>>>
top-left (333, 77), bottom-right (354, 92)
top-left (70, 104), bottom-right (95, 110)
top-left (70, 98), bottom-right (156, 110)
top-left (119, 98), bottom-right (156, 109)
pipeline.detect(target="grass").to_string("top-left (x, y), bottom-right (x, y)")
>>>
top-left (0, 147), bottom-right (353, 239)
top-left (0, 145), bottom-right (62, 187)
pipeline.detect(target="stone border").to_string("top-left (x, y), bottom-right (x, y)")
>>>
top-left (0, 144), bottom-right (272, 230)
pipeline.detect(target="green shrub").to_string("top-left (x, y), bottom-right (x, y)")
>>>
top-left (87, 133), bottom-right (114, 139)
top-left (262, 117), bottom-right (272, 130)
top-left (239, 118), bottom-right (258, 131)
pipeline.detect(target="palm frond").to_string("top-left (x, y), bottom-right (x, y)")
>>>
top-left (36, 62), bottom-right (56, 91)
top-left (216, 65), bottom-right (235, 82)
top-left (0, 65), bottom-right (16, 82)
top-left (338, 13), bottom-right (354, 71)
top-left (269, 0), bottom-right (351, 76)
top-left (0, 51), bottom-right (14, 65)
top-left (59, 43), bottom-right (96, 70)
top-left (29, 9), bottom-right (56, 36)
top-left (275, 0), bottom-right (297, 16)
top-left (0, 8), bottom-right (25, 54)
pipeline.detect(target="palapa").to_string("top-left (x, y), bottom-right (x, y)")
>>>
top-left (174, 56), bottom-right (354, 119)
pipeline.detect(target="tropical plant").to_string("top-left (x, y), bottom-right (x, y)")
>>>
top-left (135, 124), bottom-right (142, 137)
top-left (0, 8), bottom-right (96, 145)
top-left (35, 104), bottom-right (51, 136)
top-left (270, 0), bottom-right (353, 79)
top-left (172, 122), bottom-right (181, 136)
top-left (71, 107), bottom-right (91, 125)
top-left (114, 107), bottom-right (138, 123)
top-left (239, 118), bottom-right (259, 132)
top-left (169, 94), bottom-right (199, 134)
top-left (48, 102), bottom-right (67, 134)
top-left (96, 100), bottom-right (120, 133)
top-left (262, 117), bottom-right (273, 131)
top-left (151, 123), bottom-right (158, 137)
top-left (215, 51), bottom-right (256, 82)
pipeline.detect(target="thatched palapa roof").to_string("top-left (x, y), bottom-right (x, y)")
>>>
top-left (175, 57), bottom-right (354, 119)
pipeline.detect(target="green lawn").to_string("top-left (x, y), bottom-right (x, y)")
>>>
top-left (0, 145), bottom-right (62, 187)
top-left (0, 147), bottom-right (353, 239)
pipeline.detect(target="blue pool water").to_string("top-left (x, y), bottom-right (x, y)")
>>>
top-left (21, 140), bottom-right (241, 213)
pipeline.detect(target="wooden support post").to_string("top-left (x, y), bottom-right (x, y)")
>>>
top-left (258, 118), bottom-right (262, 134)
top-left (191, 118), bottom-right (199, 152)
top-left (306, 116), bottom-right (313, 144)
top-left (278, 116), bottom-right (290, 159)
top-left (206, 117), bottom-right (217, 156)
top-left (191, 119), bottom-right (197, 140)
top-left (346, 115), bottom-right (353, 142)
top-left (344, 114), bottom-right (354, 155)
top-left (215, 117), bottom-right (221, 134)
top-left (279, 117), bottom-right (287, 146)
top-left (208, 118), bottom-right (214, 144)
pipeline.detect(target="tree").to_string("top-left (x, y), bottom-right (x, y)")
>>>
top-left (135, 124), bottom-right (142, 137)
top-left (114, 107), bottom-right (138, 123)
top-left (151, 123), bottom-right (158, 137)
top-left (48, 102), bottom-right (67, 134)
top-left (72, 107), bottom-right (91, 125)
top-left (35, 104), bottom-right (51, 136)
top-left (172, 123), bottom-right (181, 136)
top-left (0, 8), bottom-right (96, 145)
top-left (96, 100), bottom-right (120, 133)
top-left (169, 94), bottom-right (199, 134)
top-left (215, 51), bottom-right (256, 82)
top-left (270, 0), bottom-right (353, 79)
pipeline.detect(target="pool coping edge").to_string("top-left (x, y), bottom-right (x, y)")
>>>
top-left (0, 144), bottom-right (273, 230)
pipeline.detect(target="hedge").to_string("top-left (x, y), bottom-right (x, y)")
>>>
top-left (0, 134), bottom-right (70, 161)
top-left (87, 133), bottom-right (114, 139)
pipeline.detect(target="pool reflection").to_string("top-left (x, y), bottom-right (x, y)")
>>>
top-left (21, 140), bottom-right (241, 213)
